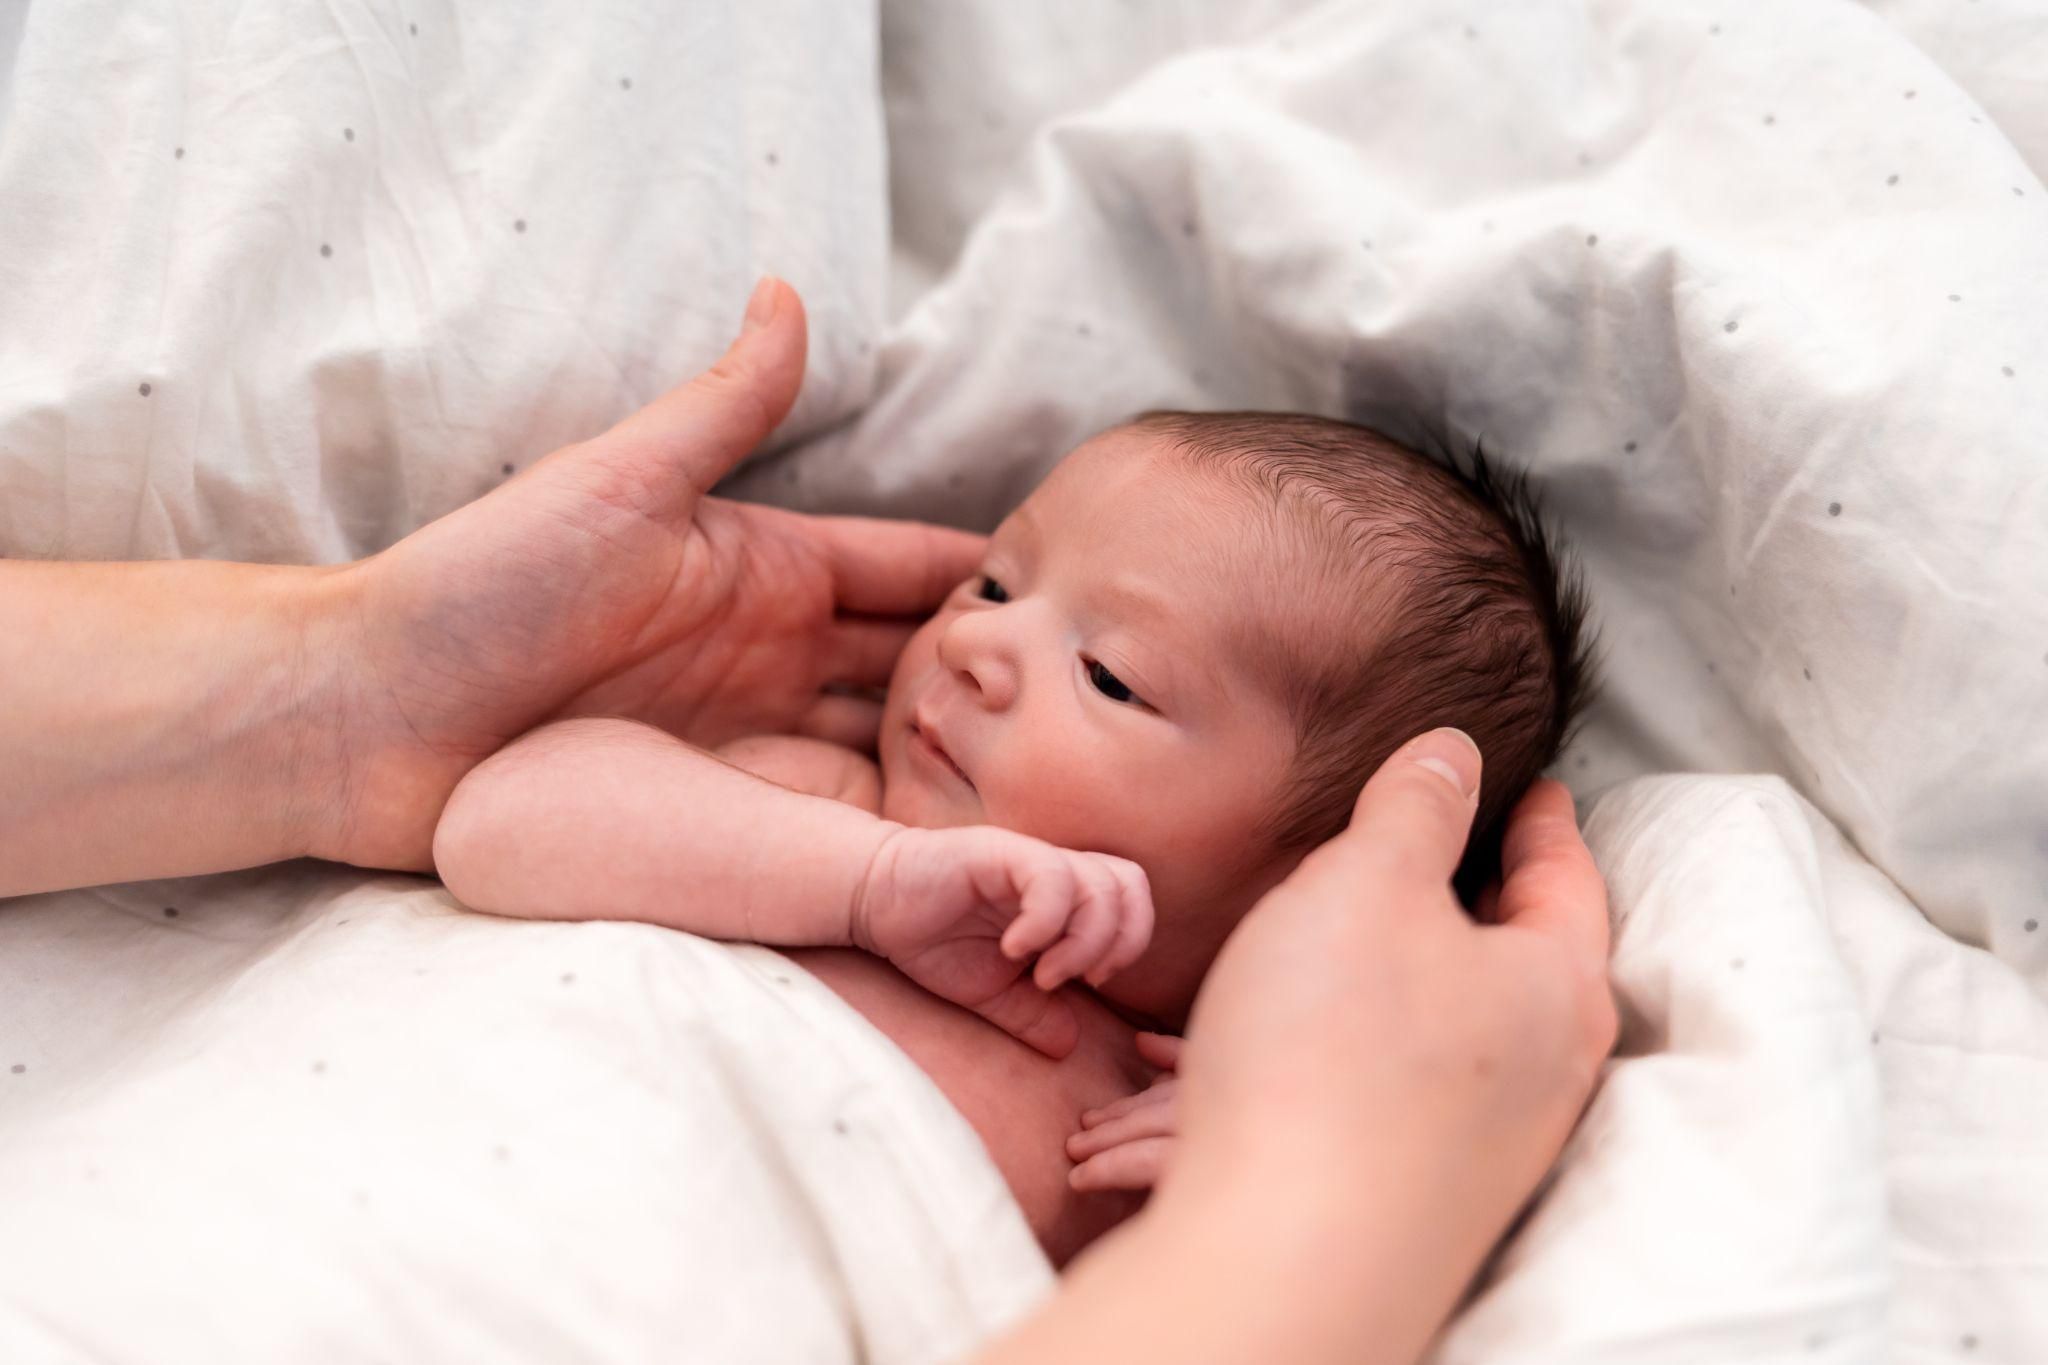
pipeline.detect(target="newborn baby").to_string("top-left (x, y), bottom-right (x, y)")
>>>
top-left (432, 410), bottom-right (1591, 1264)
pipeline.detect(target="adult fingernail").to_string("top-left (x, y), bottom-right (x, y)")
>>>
top-left (741, 275), bottom-right (781, 334)
top-left (1409, 728), bottom-right (1481, 799)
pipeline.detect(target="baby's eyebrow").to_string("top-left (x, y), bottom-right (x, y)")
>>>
top-left (1085, 578), bottom-right (1209, 705)
top-left (1090, 578), bottom-right (1170, 622)
top-left (1008, 504), bottom-right (1043, 554)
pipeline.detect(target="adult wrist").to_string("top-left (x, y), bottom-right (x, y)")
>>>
top-left (981, 1167), bottom-right (1426, 1365)
top-left (1105, 1134), bottom-right (1488, 1365)
top-left (0, 557), bottom-right (353, 895)
top-left (254, 561), bottom-right (362, 867)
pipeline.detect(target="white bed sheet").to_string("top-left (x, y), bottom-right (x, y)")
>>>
top-left (3, 0), bottom-right (2046, 1360)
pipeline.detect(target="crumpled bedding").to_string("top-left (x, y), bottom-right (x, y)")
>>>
top-left (0, 868), bottom-right (1049, 1364)
top-left (3, 0), bottom-right (2045, 1361)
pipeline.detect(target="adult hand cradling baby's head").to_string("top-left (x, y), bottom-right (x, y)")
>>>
top-left (296, 279), bottom-right (984, 873)
top-left (979, 729), bottom-right (1614, 1365)
top-left (1148, 728), bottom-right (1613, 1358)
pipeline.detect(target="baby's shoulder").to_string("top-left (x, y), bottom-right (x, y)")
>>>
top-left (715, 735), bottom-right (882, 814)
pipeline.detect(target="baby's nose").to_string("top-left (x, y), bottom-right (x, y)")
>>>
top-left (937, 613), bottom-right (1020, 710)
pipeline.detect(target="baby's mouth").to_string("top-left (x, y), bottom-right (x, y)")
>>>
top-left (909, 720), bottom-right (975, 791)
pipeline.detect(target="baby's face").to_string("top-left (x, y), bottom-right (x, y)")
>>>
top-left (878, 428), bottom-right (1310, 1022)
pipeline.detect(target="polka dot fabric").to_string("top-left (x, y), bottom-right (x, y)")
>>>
top-left (0, 870), bottom-right (1050, 1361)
top-left (1, 0), bottom-right (2045, 1361)
top-left (0, 0), bottom-right (886, 566)
top-left (720, 1), bottom-right (2048, 1360)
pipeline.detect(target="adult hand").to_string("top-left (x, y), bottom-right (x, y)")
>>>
top-left (1169, 729), bottom-right (1615, 1358)
top-left (979, 729), bottom-right (1615, 1365)
top-left (308, 279), bottom-right (985, 872)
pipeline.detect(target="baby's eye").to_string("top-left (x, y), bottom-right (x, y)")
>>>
top-left (1086, 659), bottom-right (1144, 707)
top-left (974, 574), bottom-right (1010, 604)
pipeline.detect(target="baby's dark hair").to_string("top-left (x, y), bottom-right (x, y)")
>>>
top-left (1128, 410), bottom-right (1596, 897)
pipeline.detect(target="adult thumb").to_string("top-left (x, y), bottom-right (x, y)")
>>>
top-left (1292, 727), bottom-right (1483, 901)
top-left (589, 275), bottom-right (809, 506)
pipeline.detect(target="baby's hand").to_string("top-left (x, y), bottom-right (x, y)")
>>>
top-left (851, 826), bottom-right (1153, 1060)
top-left (1067, 1032), bottom-right (1183, 1191)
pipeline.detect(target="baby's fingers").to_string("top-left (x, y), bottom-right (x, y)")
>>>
top-left (998, 854), bottom-right (1078, 961)
top-left (1134, 1030), bottom-right (1182, 1071)
top-left (1088, 858), bottom-right (1155, 988)
top-left (975, 975), bottom-right (1081, 1060)
top-left (1067, 1090), bottom-right (1179, 1161)
top-left (1068, 1137), bottom-right (1174, 1193)
top-left (1079, 1076), bottom-right (1179, 1130)
top-left (1032, 863), bottom-right (1122, 990)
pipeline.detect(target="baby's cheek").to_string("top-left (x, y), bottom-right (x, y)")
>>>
top-left (982, 731), bottom-right (1133, 855)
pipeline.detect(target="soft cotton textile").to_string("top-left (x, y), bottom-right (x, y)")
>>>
top-left (2, 0), bottom-right (2045, 1360)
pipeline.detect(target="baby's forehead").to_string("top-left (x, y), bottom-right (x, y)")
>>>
top-left (1036, 427), bottom-right (1364, 573)
top-left (1027, 433), bottom-right (1280, 572)
top-left (1020, 433), bottom-right (1379, 679)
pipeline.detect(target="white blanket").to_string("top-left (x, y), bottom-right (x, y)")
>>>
top-left (0, 870), bottom-right (1049, 1364)
top-left (3, 0), bottom-right (2046, 1360)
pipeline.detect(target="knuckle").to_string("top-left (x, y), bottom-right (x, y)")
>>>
top-left (697, 360), bottom-right (776, 437)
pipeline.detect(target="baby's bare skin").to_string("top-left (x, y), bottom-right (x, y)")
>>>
top-left (787, 947), bottom-right (1149, 1266)
top-left (435, 428), bottom-right (1318, 1259)
top-left (719, 733), bottom-right (1151, 1263)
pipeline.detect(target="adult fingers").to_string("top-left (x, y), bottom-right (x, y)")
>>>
top-left (795, 694), bottom-right (883, 751)
top-left (588, 276), bottom-right (808, 509)
top-left (826, 617), bottom-right (918, 689)
top-left (1289, 728), bottom-right (1483, 903)
top-left (808, 514), bottom-right (987, 615)
top-left (1493, 779), bottom-right (1610, 971)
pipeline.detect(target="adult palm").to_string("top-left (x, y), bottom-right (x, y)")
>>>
top-left (310, 280), bottom-right (984, 873)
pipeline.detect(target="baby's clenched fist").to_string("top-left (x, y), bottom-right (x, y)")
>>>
top-left (850, 825), bottom-right (1154, 1058)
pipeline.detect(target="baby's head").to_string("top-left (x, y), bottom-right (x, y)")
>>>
top-left (878, 412), bottom-right (1593, 1024)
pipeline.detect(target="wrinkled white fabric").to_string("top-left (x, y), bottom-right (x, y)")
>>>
top-left (0, 869), bottom-right (1051, 1364)
top-left (3, 0), bottom-right (2045, 1360)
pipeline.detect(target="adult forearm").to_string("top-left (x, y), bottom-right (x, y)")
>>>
top-left (0, 558), bottom-right (345, 898)
top-left (432, 717), bottom-right (890, 944)
top-left (978, 1164), bottom-right (1468, 1365)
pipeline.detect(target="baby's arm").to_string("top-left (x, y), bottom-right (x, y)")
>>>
top-left (433, 717), bottom-right (1156, 1057)
top-left (433, 717), bottom-right (882, 946)
top-left (714, 734), bottom-right (881, 814)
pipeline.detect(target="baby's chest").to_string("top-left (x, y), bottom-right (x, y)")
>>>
top-left (785, 947), bottom-right (1148, 1266)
